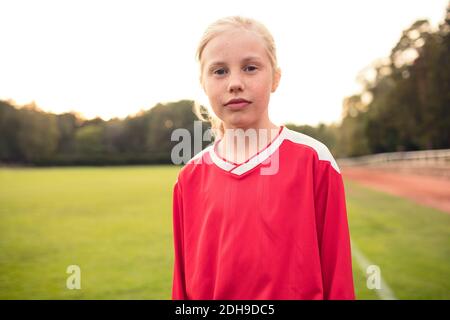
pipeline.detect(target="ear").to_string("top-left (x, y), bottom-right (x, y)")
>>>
top-left (271, 68), bottom-right (281, 92)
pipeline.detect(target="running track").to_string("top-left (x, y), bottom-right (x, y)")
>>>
top-left (341, 167), bottom-right (450, 214)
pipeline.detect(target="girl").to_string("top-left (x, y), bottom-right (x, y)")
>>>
top-left (172, 16), bottom-right (355, 300)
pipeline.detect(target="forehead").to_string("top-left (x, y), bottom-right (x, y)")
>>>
top-left (201, 30), bottom-right (269, 66)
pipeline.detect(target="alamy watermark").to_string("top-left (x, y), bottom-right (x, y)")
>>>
top-left (66, 265), bottom-right (81, 290)
top-left (170, 121), bottom-right (280, 175)
top-left (366, 265), bottom-right (381, 290)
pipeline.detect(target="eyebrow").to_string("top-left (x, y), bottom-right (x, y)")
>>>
top-left (207, 56), bottom-right (263, 69)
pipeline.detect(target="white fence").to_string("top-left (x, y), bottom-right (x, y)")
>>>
top-left (338, 149), bottom-right (450, 166)
top-left (337, 149), bottom-right (450, 178)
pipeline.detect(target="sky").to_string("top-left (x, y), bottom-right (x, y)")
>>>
top-left (0, 0), bottom-right (448, 126)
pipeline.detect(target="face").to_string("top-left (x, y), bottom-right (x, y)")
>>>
top-left (200, 29), bottom-right (281, 130)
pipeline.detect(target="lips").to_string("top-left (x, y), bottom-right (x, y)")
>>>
top-left (225, 98), bottom-right (251, 106)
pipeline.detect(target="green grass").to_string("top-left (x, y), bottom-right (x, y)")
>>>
top-left (345, 180), bottom-right (450, 300)
top-left (0, 166), bottom-right (449, 299)
top-left (0, 166), bottom-right (179, 299)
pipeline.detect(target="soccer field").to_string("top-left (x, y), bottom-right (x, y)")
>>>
top-left (0, 166), bottom-right (449, 299)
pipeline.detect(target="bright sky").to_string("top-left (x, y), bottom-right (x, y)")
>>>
top-left (0, 0), bottom-right (447, 125)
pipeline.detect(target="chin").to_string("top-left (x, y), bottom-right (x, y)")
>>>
top-left (225, 117), bottom-right (253, 129)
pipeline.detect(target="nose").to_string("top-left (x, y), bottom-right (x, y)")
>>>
top-left (227, 72), bottom-right (244, 93)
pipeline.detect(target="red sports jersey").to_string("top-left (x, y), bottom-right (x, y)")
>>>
top-left (172, 125), bottom-right (355, 300)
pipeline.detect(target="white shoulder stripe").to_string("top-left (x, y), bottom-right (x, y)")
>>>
top-left (283, 128), bottom-right (341, 174)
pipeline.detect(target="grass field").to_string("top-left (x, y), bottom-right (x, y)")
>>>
top-left (0, 166), bottom-right (449, 299)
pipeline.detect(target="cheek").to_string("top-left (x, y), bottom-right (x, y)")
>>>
top-left (204, 85), bottom-right (222, 112)
top-left (254, 81), bottom-right (272, 99)
top-left (203, 79), bottom-right (218, 95)
top-left (253, 73), bottom-right (273, 91)
top-left (206, 84), bottom-right (225, 106)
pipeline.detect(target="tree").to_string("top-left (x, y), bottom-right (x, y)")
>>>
top-left (340, 5), bottom-right (450, 155)
top-left (75, 124), bottom-right (105, 155)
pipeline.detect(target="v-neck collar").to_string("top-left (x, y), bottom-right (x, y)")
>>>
top-left (208, 125), bottom-right (286, 177)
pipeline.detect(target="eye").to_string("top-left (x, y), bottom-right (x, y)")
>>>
top-left (213, 68), bottom-right (227, 76)
top-left (244, 65), bottom-right (258, 72)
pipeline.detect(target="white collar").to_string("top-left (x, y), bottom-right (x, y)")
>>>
top-left (208, 126), bottom-right (286, 176)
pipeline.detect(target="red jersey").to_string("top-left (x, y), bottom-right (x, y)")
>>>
top-left (172, 125), bottom-right (355, 300)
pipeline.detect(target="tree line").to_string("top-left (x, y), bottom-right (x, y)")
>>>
top-left (0, 99), bottom-right (206, 165)
top-left (289, 6), bottom-right (449, 158)
top-left (334, 6), bottom-right (450, 157)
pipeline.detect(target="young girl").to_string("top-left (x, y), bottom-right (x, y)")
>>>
top-left (172, 16), bottom-right (355, 300)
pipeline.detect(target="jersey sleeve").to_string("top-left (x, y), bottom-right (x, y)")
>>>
top-left (314, 153), bottom-right (355, 300)
top-left (172, 179), bottom-right (188, 300)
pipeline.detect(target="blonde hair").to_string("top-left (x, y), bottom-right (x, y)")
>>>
top-left (193, 16), bottom-right (280, 139)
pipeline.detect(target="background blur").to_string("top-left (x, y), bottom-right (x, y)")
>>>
top-left (0, 1), bottom-right (449, 299)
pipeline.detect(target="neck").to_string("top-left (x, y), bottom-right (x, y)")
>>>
top-left (217, 121), bottom-right (281, 164)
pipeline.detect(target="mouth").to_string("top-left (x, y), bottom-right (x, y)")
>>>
top-left (224, 98), bottom-right (251, 109)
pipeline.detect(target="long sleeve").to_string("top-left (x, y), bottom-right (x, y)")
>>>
top-left (314, 159), bottom-right (355, 300)
top-left (172, 179), bottom-right (187, 300)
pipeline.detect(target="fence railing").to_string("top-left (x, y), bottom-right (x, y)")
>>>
top-left (337, 149), bottom-right (450, 167)
top-left (337, 149), bottom-right (450, 179)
